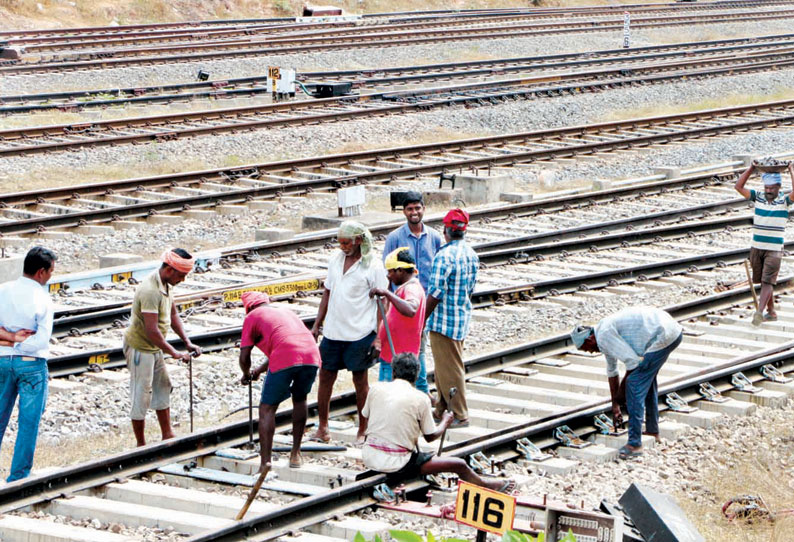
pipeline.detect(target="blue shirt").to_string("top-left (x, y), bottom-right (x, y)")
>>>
top-left (594, 307), bottom-right (682, 377)
top-left (0, 276), bottom-right (54, 359)
top-left (383, 223), bottom-right (443, 291)
top-left (426, 239), bottom-right (479, 341)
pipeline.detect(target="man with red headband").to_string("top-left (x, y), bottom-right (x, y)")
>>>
top-left (124, 248), bottom-right (202, 447)
top-left (238, 291), bottom-right (320, 472)
top-left (424, 209), bottom-right (479, 427)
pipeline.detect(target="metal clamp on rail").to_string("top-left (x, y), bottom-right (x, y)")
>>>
top-left (554, 425), bottom-right (591, 449)
top-left (699, 382), bottom-right (729, 403)
top-left (761, 364), bottom-right (792, 383)
top-left (594, 413), bottom-right (626, 436)
top-left (468, 451), bottom-right (492, 474)
top-left (732, 372), bottom-right (762, 394)
top-left (516, 438), bottom-right (552, 462)
top-left (372, 483), bottom-right (397, 504)
top-left (666, 392), bottom-right (697, 413)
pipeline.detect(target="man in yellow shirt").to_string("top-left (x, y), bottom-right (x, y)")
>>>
top-left (124, 248), bottom-right (202, 446)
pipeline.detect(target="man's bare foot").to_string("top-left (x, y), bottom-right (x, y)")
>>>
top-left (355, 433), bottom-right (366, 446)
top-left (308, 429), bottom-right (331, 443)
top-left (161, 432), bottom-right (175, 441)
top-left (484, 477), bottom-right (516, 494)
top-left (289, 452), bottom-right (303, 469)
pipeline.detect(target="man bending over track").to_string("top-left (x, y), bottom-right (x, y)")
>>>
top-left (361, 352), bottom-right (515, 493)
top-left (571, 306), bottom-right (682, 460)
top-left (238, 291), bottom-right (320, 472)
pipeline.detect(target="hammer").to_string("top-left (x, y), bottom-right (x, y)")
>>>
top-left (436, 387), bottom-right (458, 456)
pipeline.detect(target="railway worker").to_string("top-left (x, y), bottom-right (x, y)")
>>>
top-left (238, 291), bottom-right (320, 471)
top-left (362, 352), bottom-right (516, 493)
top-left (734, 162), bottom-right (794, 326)
top-left (383, 191), bottom-right (442, 395)
top-left (369, 247), bottom-right (426, 383)
top-left (124, 248), bottom-right (202, 447)
top-left (425, 208), bottom-right (479, 428)
top-left (570, 306), bottom-right (683, 460)
top-left (0, 246), bottom-right (56, 482)
top-left (310, 221), bottom-right (388, 444)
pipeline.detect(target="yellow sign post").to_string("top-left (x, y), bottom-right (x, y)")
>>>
top-left (454, 480), bottom-right (516, 537)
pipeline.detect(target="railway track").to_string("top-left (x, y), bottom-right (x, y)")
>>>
top-left (4, 52), bottom-right (794, 157)
top-left (4, 34), bottom-right (794, 114)
top-left (3, 6), bottom-right (794, 75)
top-left (1, 98), bottom-right (792, 235)
top-left (3, 2), bottom-right (785, 47)
top-left (1, 282), bottom-right (792, 542)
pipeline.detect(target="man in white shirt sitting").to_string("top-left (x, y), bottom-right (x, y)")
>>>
top-left (0, 246), bottom-right (56, 482)
top-left (362, 352), bottom-right (515, 493)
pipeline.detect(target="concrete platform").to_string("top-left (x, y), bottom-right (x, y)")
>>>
top-left (519, 457), bottom-right (578, 476)
top-left (0, 514), bottom-right (136, 542)
top-left (147, 214), bottom-right (183, 225)
top-left (698, 398), bottom-right (757, 416)
top-left (556, 443), bottom-right (617, 463)
top-left (48, 379), bottom-right (86, 394)
top-left (97, 479), bottom-right (275, 519)
top-left (759, 379), bottom-right (794, 396)
top-left (727, 389), bottom-right (788, 408)
top-left (591, 434), bottom-right (656, 450)
top-left (657, 420), bottom-right (690, 441)
top-left (665, 409), bottom-right (722, 429)
top-left (302, 211), bottom-right (396, 231)
top-left (308, 516), bottom-right (392, 540)
top-left (45, 495), bottom-right (233, 535)
top-left (99, 253), bottom-right (143, 268)
top-left (183, 210), bottom-right (217, 221)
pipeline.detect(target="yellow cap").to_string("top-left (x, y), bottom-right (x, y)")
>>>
top-left (384, 247), bottom-right (416, 271)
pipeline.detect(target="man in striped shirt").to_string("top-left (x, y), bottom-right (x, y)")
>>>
top-left (734, 163), bottom-right (794, 325)
top-left (424, 209), bottom-right (479, 427)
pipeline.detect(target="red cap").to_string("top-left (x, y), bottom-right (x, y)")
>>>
top-left (443, 208), bottom-right (469, 231)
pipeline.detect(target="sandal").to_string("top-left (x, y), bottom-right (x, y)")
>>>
top-left (497, 478), bottom-right (517, 494)
top-left (450, 418), bottom-right (470, 428)
top-left (764, 313), bottom-right (778, 322)
top-left (618, 445), bottom-right (643, 460)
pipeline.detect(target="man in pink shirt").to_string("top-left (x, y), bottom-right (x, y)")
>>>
top-left (369, 247), bottom-right (426, 385)
top-left (238, 291), bottom-right (320, 472)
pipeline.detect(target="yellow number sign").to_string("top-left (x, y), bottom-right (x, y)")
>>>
top-left (222, 279), bottom-right (321, 303)
top-left (454, 480), bottom-right (516, 535)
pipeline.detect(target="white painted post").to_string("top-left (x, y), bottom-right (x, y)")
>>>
top-left (337, 185), bottom-right (366, 217)
top-left (623, 12), bottom-right (631, 49)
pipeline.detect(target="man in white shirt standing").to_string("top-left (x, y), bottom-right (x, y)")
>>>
top-left (0, 246), bottom-right (56, 482)
top-left (311, 221), bottom-right (388, 444)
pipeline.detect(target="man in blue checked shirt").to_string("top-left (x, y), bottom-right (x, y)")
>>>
top-left (424, 208), bottom-right (478, 427)
top-left (0, 246), bottom-right (57, 482)
top-left (383, 192), bottom-right (442, 396)
top-left (734, 162), bottom-right (794, 325)
top-left (571, 307), bottom-right (683, 460)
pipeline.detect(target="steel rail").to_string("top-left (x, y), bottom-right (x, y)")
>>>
top-left (4, 9), bottom-right (793, 75)
top-left (51, 193), bottom-right (750, 337)
top-left (3, 52), bottom-right (793, 158)
top-left (4, 35), bottom-right (794, 114)
top-left (47, 214), bottom-right (766, 377)
top-left (0, 0), bottom-right (784, 39)
top-left (15, 3), bottom-right (794, 52)
top-left (0, 99), bottom-right (790, 236)
top-left (0, 279), bottom-right (782, 536)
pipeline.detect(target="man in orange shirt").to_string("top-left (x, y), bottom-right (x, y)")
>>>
top-left (369, 247), bottom-right (426, 383)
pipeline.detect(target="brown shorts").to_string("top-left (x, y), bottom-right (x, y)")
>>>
top-left (750, 247), bottom-right (782, 285)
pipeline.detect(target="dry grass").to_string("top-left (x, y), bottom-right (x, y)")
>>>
top-left (677, 420), bottom-right (794, 542)
top-left (599, 87), bottom-right (794, 123)
top-left (0, 156), bottom-right (214, 194)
